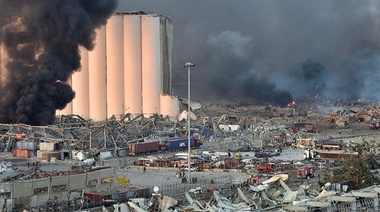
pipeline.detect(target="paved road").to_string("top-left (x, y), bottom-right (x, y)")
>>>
top-left (115, 148), bottom-right (306, 189)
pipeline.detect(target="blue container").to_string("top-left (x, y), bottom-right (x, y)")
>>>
top-left (16, 141), bottom-right (38, 150)
top-left (166, 137), bottom-right (194, 149)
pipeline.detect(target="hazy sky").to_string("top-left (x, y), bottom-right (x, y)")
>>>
top-left (117, 1), bottom-right (380, 105)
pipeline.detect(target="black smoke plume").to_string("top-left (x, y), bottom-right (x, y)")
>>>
top-left (0, 0), bottom-right (117, 125)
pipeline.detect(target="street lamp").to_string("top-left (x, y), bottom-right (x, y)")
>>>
top-left (184, 62), bottom-right (195, 183)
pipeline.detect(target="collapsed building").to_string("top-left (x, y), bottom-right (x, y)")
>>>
top-left (0, 167), bottom-right (116, 210)
top-left (0, 99), bottom-right (379, 210)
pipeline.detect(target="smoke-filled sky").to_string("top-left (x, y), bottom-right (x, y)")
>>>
top-left (1, 0), bottom-right (380, 125)
top-left (118, 0), bottom-right (380, 105)
top-left (0, 0), bottom-right (117, 125)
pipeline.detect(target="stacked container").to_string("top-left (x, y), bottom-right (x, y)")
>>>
top-left (13, 141), bottom-right (38, 158)
top-left (38, 142), bottom-right (61, 162)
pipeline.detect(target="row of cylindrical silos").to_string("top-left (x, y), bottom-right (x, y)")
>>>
top-left (60, 12), bottom-right (178, 121)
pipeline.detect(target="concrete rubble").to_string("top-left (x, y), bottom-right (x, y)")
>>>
top-left (108, 174), bottom-right (380, 211)
top-left (107, 174), bottom-right (380, 212)
top-left (1, 98), bottom-right (380, 210)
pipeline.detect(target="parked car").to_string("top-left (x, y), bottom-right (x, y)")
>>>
top-left (180, 163), bottom-right (201, 172)
top-left (133, 158), bottom-right (154, 166)
top-left (235, 146), bottom-right (252, 152)
top-left (255, 152), bottom-right (271, 158)
top-left (184, 166), bottom-right (201, 172)
top-left (244, 164), bottom-right (256, 170)
top-left (188, 187), bottom-right (202, 194)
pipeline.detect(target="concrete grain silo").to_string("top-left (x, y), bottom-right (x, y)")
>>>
top-left (61, 12), bottom-right (179, 121)
top-left (141, 15), bottom-right (162, 115)
top-left (106, 15), bottom-right (125, 117)
top-left (160, 94), bottom-right (180, 119)
top-left (71, 46), bottom-right (90, 118)
top-left (123, 14), bottom-right (142, 115)
top-left (88, 26), bottom-right (107, 121)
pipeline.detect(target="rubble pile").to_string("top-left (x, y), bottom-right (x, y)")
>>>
top-left (110, 173), bottom-right (380, 211)
top-left (0, 98), bottom-right (378, 158)
top-left (1, 98), bottom-right (380, 210)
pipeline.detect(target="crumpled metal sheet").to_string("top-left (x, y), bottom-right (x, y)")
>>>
top-left (158, 195), bottom-right (178, 212)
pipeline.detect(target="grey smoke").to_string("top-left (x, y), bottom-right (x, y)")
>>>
top-left (205, 30), bottom-right (292, 105)
top-left (118, 0), bottom-right (380, 104)
top-left (286, 58), bottom-right (328, 97)
top-left (0, 0), bottom-right (117, 125)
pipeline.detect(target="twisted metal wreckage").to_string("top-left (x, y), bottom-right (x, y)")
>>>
top-left (0, 114), bottom-right (167, 156)
top-left (111, 174), bottom-right (380, 212)
top-left (1, 104), bottom-right (380, 210)
top-left (0, 112), bottom-right (288, 158)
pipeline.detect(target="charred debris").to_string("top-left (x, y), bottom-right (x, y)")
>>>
top-left (2, 98), bottom-right (380, 172)
top-left (2, 98), bottom-right (380, 210)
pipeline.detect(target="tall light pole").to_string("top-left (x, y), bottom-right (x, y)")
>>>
top-left (184, 62), bottom-right (195, 183)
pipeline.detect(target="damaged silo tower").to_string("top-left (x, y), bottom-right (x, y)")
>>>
top-left (61, 11), bottom-right (177, 121)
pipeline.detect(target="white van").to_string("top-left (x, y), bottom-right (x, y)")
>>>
top-left (211, 152), bottom-right (229, 161)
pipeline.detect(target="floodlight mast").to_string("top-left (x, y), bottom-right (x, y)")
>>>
top-left (184, 62), bottom-right (195, 183)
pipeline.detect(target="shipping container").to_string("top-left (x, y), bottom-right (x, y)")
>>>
top-left (12, 149), bottom-right (33, 158)
top-left (117, 148), bottom-right (128, 157)
top-left (39, 142), bottom-right (56, 151)
top-left (42, 151), bottom-right (61, 161)
top-left (84, 189), bottom-right (136, 203)
top-left (128, 141), bottom-right (160, 156)
top-left (99, 151), bottom-right (113, 159)
top-left (166, 137), bottom-right (195, 150)
top-left (16, 141), bottom-right (38, 150)
top-left (84, 193), bottom-right (107, 202)
top-left (37, 150), bottom-right (45, 159)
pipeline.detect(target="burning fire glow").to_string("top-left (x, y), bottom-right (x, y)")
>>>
top-left (287, 101), bottom-right (296, 108)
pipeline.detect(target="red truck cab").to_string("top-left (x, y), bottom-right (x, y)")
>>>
top-left (296, 166), bottom-right (315, 179)
top-left (256, 162), bottom-right (276, 171)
